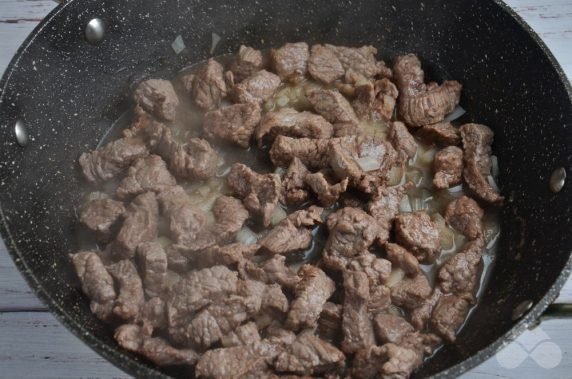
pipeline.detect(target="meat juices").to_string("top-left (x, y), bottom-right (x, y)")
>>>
top-left (72, 43), bottom-right (503, 378)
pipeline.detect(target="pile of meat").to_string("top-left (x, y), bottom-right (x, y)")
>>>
top-left (73, 42), bottom-right (503, 379)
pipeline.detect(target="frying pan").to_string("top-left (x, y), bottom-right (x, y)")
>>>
top-left (0, 0), bottom-right (571, 377)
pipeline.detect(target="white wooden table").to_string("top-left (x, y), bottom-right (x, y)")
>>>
top-left (0, 0), bottom-right (571, 378)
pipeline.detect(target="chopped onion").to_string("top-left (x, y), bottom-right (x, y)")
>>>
top-left (156, 236), bottom-right (172, 248)
top-left (171, 35), bottom-right (186, 55)
top-left (443, 105), bottom-right (466, 123)
top-left (387, 269), bottom-right (405, 288)
top-left (274, 167), bottom-right (286, 176)
top-left (491, 155), bottom-right (499, 178)
top-left (236, 226), bottom-right (258, 246)
top-left (387, 166), bottom-right (404, 186)
top-left (206, 211), bottom-right (216, 226)
top-left (417, 147), bottom-right (438, 166)
top-left (271, 207), bottom-right (288, 226)
top-left (276, 95), bottom-right (289, 107)
top-left (448, 184), bottom-right (464, 193)
top-left (87, 191), bottom-right (109, 201)
top-left (217, 165), bottom-right (232, 178)
top-left (405, 167), bottom-right (423, 187)
top-left (487, 175), bottom-right (501, 192)
top-left (399, 195), bottom-right (412, 213)
top-left (433, 213), bottom-right (455, 251)
top-left (483, 218), bottom-right (501, 250)
top-left (409, 196), bottom-right (424, 211)
top-left (356, 156), bottom-right (381, 172)
top-left (196, 185), bottom-right (210, 197)
top-left (388, 305), bottom-right (404, 317)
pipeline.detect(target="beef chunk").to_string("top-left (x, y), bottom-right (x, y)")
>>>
top-left (394, 54), bottom-right (462, 127)
top-left (430, 294), bottom-right (472, 343)
top-left (433, 146), bottom-right (463, 189)
top-left (137, 242), bottom-right (167, 298)
top-left (350, 345), bottom-right (387, 379)
top-left (307, 45), bottom-right (345, 84)
top-left (373, 314), bottom-right (415, 344)
top-left (410, 288), bottom-right (442, 330)
top-left (107, 260), bottom-right (144, 320)
top-left (227, 163), bottom-right (281, 226)
top-left (346, 252), bottom-right (392, 314)
top-left (256, 108), bottom-right (334, 147)
top-left (305, 171), bottom-right (349, 207)
top-left (232, 70), bottom-right (281, 105)
top-left (115, 324), bottom-right (198, 366)
top-left (390, 272), bottom-right (432, 310)
top-left (184, 58), bottom-right (227, 110)
top-left (323, 207), bottom-right (381, 270)
top-left (418, 122), bottom-right (461, 146)
top-left (186, 243), bottom-right (259, 270)
top-left (203, 102), bottom-right (262, 148)
top-left (384, 243), bottom-right (420, 277)
top-left (326, 44), bottom-right (379, 78)
top-left (116, 155), bottom-right (176, 199)
top-left (286, 265), bottom-right (335, 330)
top-left (114, 192), bottom-right (159, 258)
top-left (275, 332), bottom-right (345, 375)
top-left (271, 42), bottom-right (309, 81)
top-left (444, 196), bottom-right (484, 240)
top-left (394, 211), bottom-right (440, 264)
top-left (282, 157), bottom-right (310, 205)
top-left (230, 45), bottom-right (264, 83)
top-left (318, 302), bottom-right (343, 340)
top-left (460, 123), bottom-right (504, 204)
top-left (79, 198), bottom-right (125, 242)
top-left (287, 206), bottom-right (324, 228)
top-left (79, 135), bottom-right (149, 184)
top-left (352, 78), bottom-right (399, 122)
top-left (221, 321), bottom-right (261, 347)
top-left (141, 297), bottom-right (168, 331)
top-left (306, 88), bottom-right (359, 136)
top-left (377, 339), bottom-right (423, 379)
top-left (133, 79), bottom-right (179, 121)
top-left (438, 238), bottom-right (484, 296)
top-left (211, 195), bottom-right (250, 243)
top-left (169, 138), bottom-right (219, 180)
top-left (366, 183), bottom-right (411, 243)
top-left (270, 136), bottom-right (331, 169)
top-left (388, 121), bottom-right (417, 161)
top-left (239, 255), bottom-right (301, 290)
top-left (341, 270), bottom-right (375, 353)
top-left (71, 251), bottom-right (116, 318)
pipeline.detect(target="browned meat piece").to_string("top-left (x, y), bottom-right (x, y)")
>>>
top-left (287, 206), bottom-right (324, 227)
top-left (270, 136), bottom-right (331, 169)
top-left (114, 192), bottom-right (159, 258)
top-left (116, 155), bottom-right (176, 199)
top-left (373, 314), bottom-right (415, 344)
top-left (341, 270), bottom-right (375, 353)
top-left (318, 302), bottom-right (343, 340)
top-left (394, 211), bottom-right (440, 264)
top-left (323, 207), bottom-right (381, 270)
top-left (418, 122), bottom-right (461, 146)
top-left (256, 108), bottom-right (334, 147)
top-left (307, 45), bottom-right (345, 84)
top-left (350, 345), bottom-right (386, 379)
top-left (141, 297), bottom-right (167, 331)
top-left (377, 339), bottom-right (424, 379)
top-left (107, 260), bottom-right (144, 320)
top-left (227, 163), bottom-right (281, 226)
top-left (186, 243), bottom-right (259, 270)
top-left (410, 288), bottom-right (442, 330)
top-left (211, 195), bottom-right (250, 243)
top-left (433, 146), bottom-right (463, 189)
top-left (325, 44), bottom-right (379, 78)
top-left (305, 171), bottom-right (349, 207)
top-left (430, 293), bottom-right (472, 343)
top-left (184, 58), bottom-right (227, 110)
top-left (221, 321), bottom-right (261, 348)
top-left (232, 70), bottom-right (281, 105)
top-left (444, 196), bottom-right (484, 240)
top-left (79, 135), bottom-right (149, 184)
top-left (390, 272), bottom-right (432, 310)
top-left (306, 88), bottom-right (359, 136)
top-left (460, 123), bottom-right (504, 204)
top-left (438, 238), bottom-right (485, 295)
top-left (164, 245), bottom-right (190, 272)
top-left (169, 138), bottom-right (219, 180)
top-left (239, 255), bottom-right (301, 290)
top-left (157, 186), bottom-right (208, 248)
top-left (136, 242), bottom-right (167, 298)
top-left (133, 79), bottom-right (179, 121)
top-left (352, 78), bottom-right (399, 121)
top-left (377, 60), bottom-right (393, 79)
top-left (384, 243), bottom-right (420, 277)
top-left (274, 332), bottom-right (345, 375)
top-left (79, 198), bottom-right (125, 242)
top-left (70, 251), bottom-right (116, 318)
top-left (366, 183), bottom-right (411, 243)
top-left (230, 45), bottom-right (264, 83)
top-left (115, 324), bottom-right (198, 366)
top-left (203, 102), bottom-right (262, 148)
top-left (286, 265), bottom-right (335, 330)
top-left (394, 54), bottom-right (462, 127)
top-left (347, 253), bottom-right (392, 313)
top-left (388, 121), bottom-right (417, 161)
top-left (270, 42), bottom-right (309, 81)
top-left (282, 158), bottom-right (310, 205)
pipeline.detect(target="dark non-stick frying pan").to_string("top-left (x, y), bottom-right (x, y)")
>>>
top-left (0, 0), bottom-right (571, 377)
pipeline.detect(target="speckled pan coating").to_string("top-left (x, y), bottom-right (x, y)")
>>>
top-left (0, 0), bottom-right (570, 378)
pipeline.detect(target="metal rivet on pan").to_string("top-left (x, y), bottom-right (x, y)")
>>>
top-left (14, 119), bottom-right (29, 147)
top-left (85, 18), bottom-right (105, 45)
top-left (512, 300), bottom-right (533, 321)
top-left (549, 167), bottom-right (566, 193)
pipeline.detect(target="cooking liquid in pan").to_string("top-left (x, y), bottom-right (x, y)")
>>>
top-left (78, 53), bottom-right (501, 358)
